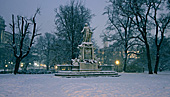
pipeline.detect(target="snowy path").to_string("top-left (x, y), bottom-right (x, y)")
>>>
top-left (0, 72), bottom-right (170, 97)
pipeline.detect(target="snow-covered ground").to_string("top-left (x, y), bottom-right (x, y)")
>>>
top-left (0, 72), bottom-right (170, 97)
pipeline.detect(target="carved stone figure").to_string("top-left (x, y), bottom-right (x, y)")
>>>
top-left (81, 23), bottom-right (93, 42)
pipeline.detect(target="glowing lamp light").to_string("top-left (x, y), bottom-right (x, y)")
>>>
top-left (20, 63), bottom-right (24, 67)
top-left (34, 62), bottom-right (39, 66)
top-left (99, 62), bottom-right (102, 65)
top-left (44, 64), bottom-right (47, 68)
top-left (115, 60), bottom-right (120, 65)
top-left (5, 65), bottom-right (8, 67)
top-left (55, 65), bottom-right (58, 69)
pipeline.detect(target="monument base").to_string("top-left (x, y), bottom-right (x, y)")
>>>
top-left (79, 62), bottom-right (98, 71)
top-left (55, 71), bottom-right (120, 78)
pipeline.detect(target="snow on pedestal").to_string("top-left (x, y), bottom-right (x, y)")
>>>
top-left (77, 42), bottom-right (98, 71)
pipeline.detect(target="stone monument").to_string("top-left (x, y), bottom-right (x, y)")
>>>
top-left (55, 23), bottom-right (119, 77)
top-left (76, 23), bottom-right (98, 71)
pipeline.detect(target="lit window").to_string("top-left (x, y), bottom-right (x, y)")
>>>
top-left (62, 68), bottom-right (65, 70)
top-left (102, 51), bottom-right (104, 54)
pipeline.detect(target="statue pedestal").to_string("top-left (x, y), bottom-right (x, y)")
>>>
top-left (79, 62), bottom-right (98, 71)
top-left (78, 42), bottom-right (94, 60)
top-left (77, 42), bottom-right (98, 71)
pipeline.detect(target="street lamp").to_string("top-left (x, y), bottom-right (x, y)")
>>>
top-left (20, 63), bottom-right (24, 67)
top-left (5, 65), bottom-right (8, 68)
top-left (115, 60), bottom-right (120, 72)
top-left (43, 64), bottom-right (47, 68)
top-left (99, 61), bottom-right (102, 65)
top-left (4, 65), bottom-right (8, 72)
top-left (55, 65), bottom-right (58, 69)
top-left (115, 60), bottom-right (120, 65)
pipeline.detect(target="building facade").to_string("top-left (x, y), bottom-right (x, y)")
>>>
top-left (0, 16), bottom-right (14, 71)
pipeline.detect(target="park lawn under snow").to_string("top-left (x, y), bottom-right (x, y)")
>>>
top-left (0, 72), bottom-right (170, 97)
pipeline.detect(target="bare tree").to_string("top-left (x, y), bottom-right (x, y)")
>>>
top-left (104, 0), bottom-right (170, 74)
top-left (10, 8), bottom-right (40, 74)
top-left (36, 32), bottom-right (56, 70)
top-left (103, 0), bottom-right (142, 72)
top-left (126, 0), bottom-right (154, 74)
top-left (54, 0), bottom-right (94, 64)
top-left (149, 0), bottom-right (170, 74)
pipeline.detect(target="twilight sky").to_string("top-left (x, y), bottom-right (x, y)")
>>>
top-left (0, 0), bottom-right (109, 48)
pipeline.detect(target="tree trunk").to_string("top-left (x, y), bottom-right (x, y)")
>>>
top-left (71, 30), bottom-right (76, 65)
top-left (146, 43), bottom-right (153, 74)
top-left (46, 50), bottom-right (50, 71)
top-left (71, 30), bottom-right (75, 60)
top-left (72, 42), bottom-right (74, 59)
top-left (14, 58), bottom-right (21, 75)
top-left (154, 46), bottom-right (160, 74)
top-left (123, 56), bottom-right (127, 72)
top-left (46, 61), bottom-right (49, 71)
top-left (123, 48), bottom-right (128, 72)
top-left (71, 39), bottom-right (74, 65)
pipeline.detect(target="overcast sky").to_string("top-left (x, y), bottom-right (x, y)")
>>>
top-left (0, 0), bottom-right (108, 48)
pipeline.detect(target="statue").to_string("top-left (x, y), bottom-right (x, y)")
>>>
top-left (81, 23), bottom-right (93, 42)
